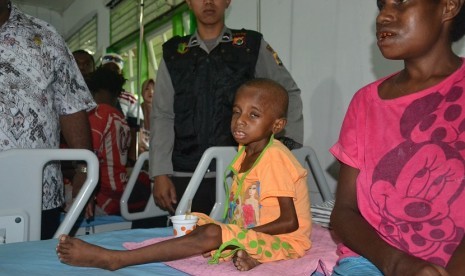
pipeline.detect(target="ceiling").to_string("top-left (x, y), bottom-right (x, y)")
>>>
top-left (12, 0), bottom-right (76, 13)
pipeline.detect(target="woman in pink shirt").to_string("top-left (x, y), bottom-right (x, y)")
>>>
top-left (330, 1), bottom-right (465, 275)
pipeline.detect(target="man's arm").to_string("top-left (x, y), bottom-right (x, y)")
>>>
top-left (149, 59), bottom-right (175, 177)
top-left (149, 59), bottom-right (178, 212)
top-left (60, 110), bottom-right (92, 151)
top-left (331, 163), bottom-right (447, 276)
top-left (60, 110), bottom-right (93, 197)
top-left (254, 38), bottom-right (303, 145)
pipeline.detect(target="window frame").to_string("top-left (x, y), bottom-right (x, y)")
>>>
top-left (107, 1), bottom-right (189, 97)
top-left (66, 15), bottom-right (98, 56)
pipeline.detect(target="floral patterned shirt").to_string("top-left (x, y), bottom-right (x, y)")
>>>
top-left (0, 5), bottom-right (96, 210)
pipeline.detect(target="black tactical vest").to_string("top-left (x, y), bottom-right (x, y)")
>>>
top-left (163, 29), bottom-right (262, 172)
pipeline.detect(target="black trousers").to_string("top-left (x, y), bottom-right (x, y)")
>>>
top-left (132, 176), bottom-right (216, 228)
top-left (41, 207), bottom-right (62, 240)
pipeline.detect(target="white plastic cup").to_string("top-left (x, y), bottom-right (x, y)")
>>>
top-left (170, 215), bottom-right (199, 237)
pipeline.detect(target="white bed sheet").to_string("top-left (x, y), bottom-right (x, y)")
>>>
top-left (0, 227), bottom-right (187, 276)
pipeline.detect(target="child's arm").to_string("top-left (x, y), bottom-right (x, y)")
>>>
top-left (446, 238), bottom-right (465, 275)
top-left (331, 163), bottom-right (449, 276)
top-left (251, 197), bottom-right (298, 235)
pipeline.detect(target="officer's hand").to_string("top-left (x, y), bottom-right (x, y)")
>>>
top-left (152, 175), bottom-right (177, 213)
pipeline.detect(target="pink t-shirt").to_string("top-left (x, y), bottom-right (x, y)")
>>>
top-left (330, 59), bottom-right (465, 267)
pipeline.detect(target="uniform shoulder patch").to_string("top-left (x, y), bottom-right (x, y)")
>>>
top-left (266, 44), bottom-right (283, 66)
top-left (177, 42), bottom-right (189, 54)
top-left (232, 32), bottom-right (246, 47)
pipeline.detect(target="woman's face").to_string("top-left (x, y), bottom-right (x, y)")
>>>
top-left (143, 81), bottom-right (154, 103)
top-left (375, 0), bottom-right (444, 60)
top-left (248, 184), bottom-right (257, 196)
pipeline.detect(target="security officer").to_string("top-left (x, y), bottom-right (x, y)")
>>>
top-left (148, 0), bottom-right (303, 221)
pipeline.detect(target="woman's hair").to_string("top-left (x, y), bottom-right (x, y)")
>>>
top-left (87, 67), bottom-right (126, 98)
top-left (142, 78), bottom-right (155, 94)
top-left (451, 3), bottom-right (465, 42)
top-left (141, 78), bottom-right (155, 103)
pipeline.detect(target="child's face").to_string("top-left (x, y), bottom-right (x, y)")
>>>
top-left (231, 86), bottom-right (282, 146)
top-left (376, 0), bottom-right (444, 60)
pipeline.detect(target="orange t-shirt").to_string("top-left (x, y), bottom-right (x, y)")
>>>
top-left (227, 139), bottom-right (312, 255)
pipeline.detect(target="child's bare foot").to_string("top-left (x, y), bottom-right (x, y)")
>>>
top-left (56, 235), bottom-right (120, 270)
top-left (233, 250), bottom-right (260, 271)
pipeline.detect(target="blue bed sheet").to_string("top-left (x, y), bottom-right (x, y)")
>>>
top-left (64, 214), bottom-right (130, 227)
top-left (0, 227), bottom-right (188, 276)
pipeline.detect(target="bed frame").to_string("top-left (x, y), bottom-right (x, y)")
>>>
top-left (0, 149), bottom-right (98, 243)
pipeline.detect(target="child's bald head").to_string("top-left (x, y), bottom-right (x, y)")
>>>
top-left (237, 78), bottom-right (289, 120)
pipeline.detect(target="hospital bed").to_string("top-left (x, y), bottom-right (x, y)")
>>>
top-left (0, 223), bottom-right (338, 276)
top-left (64, 214), bottom-right (133, 236)
top-left (121, 146), bottom-right (334, 222)
top-left (65, 153), bottom-right (153, 236)
top-left (0, 227), bottom-right (187, 276)
top-left (77, 144), bottom-right (334, 233)
top-left (0, 145), bottom-right (333, 240)
top-left (0, 149), bottom-right (99, 243)
top-left (0, 147), bottom-right (338, 275)
top-left (121, 151), bottom-right (169, 221)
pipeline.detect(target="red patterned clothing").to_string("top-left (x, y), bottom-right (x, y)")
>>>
top-left (118, 91), bottom-right (143, 128)
top-left (89, 104), bottom-right (131, 215)
top-left (330, 59), bottom-right (465, 267)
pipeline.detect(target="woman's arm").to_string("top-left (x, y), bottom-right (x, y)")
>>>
top-left (446, 237), bottom-right (465, 275)
top-left (331, 163), bottom-right (448, 276)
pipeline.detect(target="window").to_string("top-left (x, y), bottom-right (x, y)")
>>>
top-left (119, 45), bottom-right (138, 93)
top-left (108, 0), bottom-right (189, 95)
top-left (145, 10), bottom-right (192, 78)
top-left (66, 16), bottom-right (97, 55)
top-left (110, 0), bottom-right (184, 45)
top-left (143, 0), bottom-right (182, 25)
top-left (146, 24), bottom-right (172, 78)
top-left (110, 0), bottom-right (138, 44)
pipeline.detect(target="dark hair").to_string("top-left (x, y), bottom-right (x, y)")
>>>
top-left (87, 67), bottom-right (126, 98)
top-left (72, 49), bottom-right (95, 69)
top-left (451, 4), bottom-right (465, 42)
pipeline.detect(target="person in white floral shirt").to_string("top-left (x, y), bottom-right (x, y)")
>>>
top-left (0, 0), bottom-right (96, 239)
